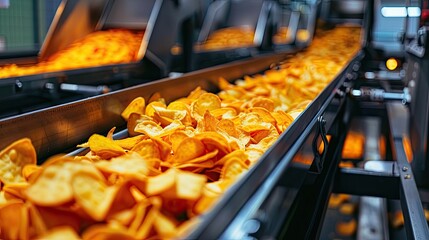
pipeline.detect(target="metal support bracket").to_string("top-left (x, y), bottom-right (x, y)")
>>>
top-left (311, 115), bottom-right (328, 173)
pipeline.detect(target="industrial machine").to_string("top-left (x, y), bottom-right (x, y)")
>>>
top-left (0, 0), bottom-right (429, 239)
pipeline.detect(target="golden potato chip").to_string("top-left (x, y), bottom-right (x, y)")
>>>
top-left (220, 157), bottom-right (248, 181)
top-left (173, 149), bottom-right (218, 169)
top-left (27, 202), bottom-right (47, 237)
top-left (0, 202), bottom-right (27, 240)
top-left (175, 171), bottom-right (207, 200)
top-left (2, 182), bottom-right (28, 200)
top-left (26, 159), bottom-right (104, 206)
top-left (169, 131), bottom-right (191, 153)
top-left (88, 134), bottom-right (125, 159)
top-left (145, 101), bottom-right (166, 117)
top-left (152, 105), bottom-right (187, 126)
top-left (151, 137), bottom-right (172, 162)
top-left (0, 138), bottom-right (36, 184)
top-left (121, 97), bottom-right (146, 121)
top-left (195, 132), bottom-right (231, 155)
top-left (248, 97), bottom-right (275, 111)
top-left (191, 93), bottom-right (221, 120)
top-left (36, 205), bottom-right (82, 233)
top-left (210, 107), bottom-right (237, 119)
top-left (336, 219), bottom-right (357, 236)
top-left (130, 139), bottom-right (161, 160)
top-left (106, 207), bottom-right (136, 227)
top-left (35, 226), bottom-right (80, 240)
top-left (196, 111), bottom-right (219, 133)
top-left (22, 164), bottom-right (42, 182)
top-left (187, 86), bottom-right (207, 100)
top-left (173, 137), bottom-right (206, 163)
top-left (135, 119), bottom-right (184, 138)
top-left (153, 211), bottom-right (178, 238)
top-left (236, 112), bottom-right (272, 133)
top-left (71, 171), bottom-right (117, 221)
top-left (127, 113), bottom-right (153, 137)
top-left (128, 200), bottom-right (151, 234)
top-left (95, 152), bottom-right (149, 180)
top-left (217, 150), bottom-right (247, 166)
top-left (82, 224), bottom-right (135, 240)
top-left (114, 135), bottom-right (146, 150)
top-left (146, 169), bottom-right (206, 200)
top-left (145, 169), bottom-right (176, 196)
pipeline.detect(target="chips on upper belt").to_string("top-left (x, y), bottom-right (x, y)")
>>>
top-left (0, 138), bottom-right (36, 184)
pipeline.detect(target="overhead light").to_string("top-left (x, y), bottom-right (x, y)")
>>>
top-left (381, 7), bottom-right (421, 17)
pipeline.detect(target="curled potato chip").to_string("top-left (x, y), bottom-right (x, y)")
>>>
top-left (145, 101), bottom-right (167, 118)
top-left (82, 224), bottom-right (136, 240)
top-left (121, 97), bottom-right (146, 121)
top-left (146, 169), bottom-right (206, 200)
top-left (195, 132), bottom-right (231, 155)
top-left (220, 157), bottom-right (248, 181)
top-left (127, 113), bottom-right (153, 137)
top-left (71, 171), bottom-right (117, 221)
top-left (36, 226), bottom-right (80, 240)
top-left (95, 152), bottom-right (149, 180)
top-left (130, 139), bottom-right (161, 160)
top-left (336, 219), bottom-right (357, 236)
top-left (173, 138), bottom-right (206, 163)
top-left (191, 93), bottom-right (221, 120)
top-left (2, 182), bottom-right (28, 200)
top-left (26, 159), bottom-right (104, 206)
top-left (88, 134), bottom-right (125, 159)
top-left (114, 135), bottom-right (146, 150)
top-left (0, 202), bottom-right (28, 240)
top-left (153, 211), bottom-right (178, 238)
top-left (0, 138), bottom-right (36, 184)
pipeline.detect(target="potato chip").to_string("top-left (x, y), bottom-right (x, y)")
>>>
top-left (195, 132), bottom-right (231, 155)
top-left (2, 182), bottom-right (28, 200)
top-left (191, 93), bottom-right (221, 120)
top-left (145, 101), bottom-right (167, 118)
top-left (114, 135), bottom-right (146, 150)
top-left (37, 206), bottom-right (84, 233)
top-left (71, 171), bottom-right (117, 221)
top-left (121, 97), bottom-right (146, 121)
top-left (146, 169), bottom-right (206, 200)
top-left (82, 224), bottom-right (135, 240)
top-left (22, 164), bottom-right (42, 182)
top-left (236, 112), bottom-right (272, 133)
top-left (95, 152), bottom-right (149, 180)
top-left (0, 138), bottom-right (36, 184)
top-left (35, 226), bottom-right (80, 240)
top-left (173, 137), bottom-right (206, 163)
top-left (0, 202), bottom-right (27, 240)
top-left (187, 86), bottom-right (207, 100)
top-left (152, 105), bottom-right (187, 126)
top-left (210, 107), bottom-right (237, 119)
top-left (153, 211), bottom-right (178, 238)
top-left (135, 119), bottom-right (184, 138)
top-left (220, 157), bottom-right (248, 181)
top-left (130, 139), bottom-right (161, 160)
top-left (88, 134), bottom-right (125, 159)
top-left (127, 113), bottom-right (152, 137)
top-left (26, 159), bottom-right (104, 206)
top-left (196, 111), bottom-right (219, 133)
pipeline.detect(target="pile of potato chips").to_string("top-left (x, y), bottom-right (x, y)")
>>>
top-left (0, 29), bottom-right (143, 79)
top-left (198, 26), bottom-right (256, 50)
top-left (0, 27), bottom-right (360, 239)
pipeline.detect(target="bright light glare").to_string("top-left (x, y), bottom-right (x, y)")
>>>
top-left (381, 7), bottom-right (421, 17)
top-left (386, 58), bottom-right (398, 71)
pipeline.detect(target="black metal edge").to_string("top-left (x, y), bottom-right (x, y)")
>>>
top-left (386, 102), bottom-right (429, 240)
top-left (332, 166), bottom-right (400, 199)
top-left (185, 51), bottom-right (365, 239)
top-left (0, 52), bottom-right (289, 161)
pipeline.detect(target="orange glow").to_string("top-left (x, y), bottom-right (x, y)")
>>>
top-left (386, 58), bottom-right (398, 71)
